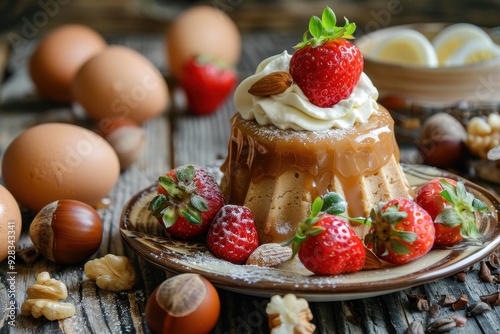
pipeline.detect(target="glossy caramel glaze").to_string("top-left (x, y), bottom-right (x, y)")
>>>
top-left (220, 106), bottom-right (413, 243)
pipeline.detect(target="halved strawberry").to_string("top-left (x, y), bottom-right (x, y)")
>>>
top-left (289, 6), bottom-right (363, 107)
top-left (207, 205), bottom-right (259, 264)
top-left (365, 198), bottom-right (435, 265)
top-left (285, 194), bottom-right (366, 275)
top-left (148, 165), bottom-right (224, 239)
top-left (415, 177), bottom-right (487, 246)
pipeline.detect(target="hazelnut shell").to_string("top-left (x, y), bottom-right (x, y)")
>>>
top-left (30, 199), bottom-right (103, 264)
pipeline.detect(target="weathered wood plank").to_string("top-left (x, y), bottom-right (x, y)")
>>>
top-left (1, 30), bottom-right (500, 334)
top-left (0, 34), bottom-right (171, 334)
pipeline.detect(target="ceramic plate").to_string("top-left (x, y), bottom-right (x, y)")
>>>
top-left (120, 164), bottom-right (500, 301)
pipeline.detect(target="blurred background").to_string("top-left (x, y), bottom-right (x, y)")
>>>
top-left (0, 0), bottom-right (499, 37)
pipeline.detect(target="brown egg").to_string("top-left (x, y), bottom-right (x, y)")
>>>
top-left (0, 185), bottom-right (22, 262)
top-left (166, 5), bottom-right (241, 78)
top-left (29, 24), bottom-right (106, 103)
top-left (1, 123), bottom-right (120, 212)
top-left (73, 46), bottom-right (169, 123)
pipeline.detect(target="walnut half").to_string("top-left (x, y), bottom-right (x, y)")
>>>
top-left (21, 299), bottom-right (76, 321)
top-left (266, 294), bottom-right (316, 334)
top-left (84, 254), bottom-right (136, 291)
top-left (26, 271), bottom-right (68, 300)
top-left (21, 272), bottom-right (75, 321)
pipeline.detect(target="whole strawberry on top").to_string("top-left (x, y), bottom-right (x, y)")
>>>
top-left (148, 165), bottom-right (224, 239)
top-left (365, 198), bottom-right (435, 265)
top-left (207, 205), bottom-right (259, 264)
top-left (284, 193), bottom-right (366, 275)
top-left (415, 177), bottom-right (488, 247)
top-left (289, 6), bottom-right (363, 107)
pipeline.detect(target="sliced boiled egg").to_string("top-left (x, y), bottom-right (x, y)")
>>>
top-left (371, 29), bottom-right (439, 67)
top-left (444, 39), bottom-right (500, 66)
top-left (432, 23), bottom-right (493, 65)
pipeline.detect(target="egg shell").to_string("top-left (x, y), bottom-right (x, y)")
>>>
top-left (166, 5), bottom-right (241, 78)
top-left (73, 46), bottom-right (169, 123)
top-left (29, 24), bottom-right (107, 103)
top-left (1, 123), bottom-right (120, 212)
top-left (0, 185), bottom-right (22, 262)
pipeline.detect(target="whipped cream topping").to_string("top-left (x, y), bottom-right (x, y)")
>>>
top-left (234, 51), bottom-right (379, 131)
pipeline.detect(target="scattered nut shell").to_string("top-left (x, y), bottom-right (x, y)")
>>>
top-left (467, 302), bottom-right (492, 316)
top-left (451, 294), bottom-right (468, 311)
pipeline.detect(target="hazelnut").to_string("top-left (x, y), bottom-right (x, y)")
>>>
top-left (96, 117), bottom-right (145, 169)
top-left (145, 274), bottom-right (220, 334)
top-left (416, 113), bottom-right (467, 168)
top-left (29, 199), bottom-right (103, 265)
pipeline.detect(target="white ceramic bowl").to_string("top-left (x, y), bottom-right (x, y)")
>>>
top-left (356, 23), bottom-right (500, 144)
top-left (356, 23), bottom-right (500, 107)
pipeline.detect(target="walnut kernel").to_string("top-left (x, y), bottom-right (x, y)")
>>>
top-left (21, 272), bottom-right (75, 321)
top-left (21, 299), bottom-right (76, 321)
top-left (266, 294), bottom-right (316, 334)
top-left (84, 254), bottom-right (136, 291)
top-left (26, 271), bottom-right (68, 300)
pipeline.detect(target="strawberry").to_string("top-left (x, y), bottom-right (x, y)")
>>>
top-left (415, 177), bottom-right (487, 246)
top-left (365, 198), bottom-right (435, 265)
top-left (148, 165), bottom-right (224, 239)
top-left (179, 55), bottom-right (237, 115)
top-left (289, 6), bottom-right (363, 107)
top-left (286, 193), bottom-right (366, 275)
top-left (207, 205), bottom-right (259, 264)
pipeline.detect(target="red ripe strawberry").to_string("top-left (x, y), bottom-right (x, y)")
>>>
top-left (289, 6), bottom-right (363, 107)
top-left (287, 194), bottom-right (366, 275)
top-left (415, 177), bottom-right (487, 246)
top-left (207, 205), bottom-right (259, 264)
top-left (148, 165), bottom-right (224, 239)
top-left (179, 55), bottom-right (237, 115)
top-left (365, 198), bottom-right (435, 265)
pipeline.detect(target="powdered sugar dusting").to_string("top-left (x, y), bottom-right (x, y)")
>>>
top-left (241, 116), bottom-right (357, 144)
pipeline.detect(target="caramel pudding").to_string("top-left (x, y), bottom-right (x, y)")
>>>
top-left (220, 51), bottom-right (413, 244)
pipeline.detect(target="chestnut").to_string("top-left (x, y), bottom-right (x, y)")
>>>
top-left (145, 274), bottom-right (220, 334)
top-left (416, 113), bottom-right (467, 168)
top-left (29, 199), bottom-right (103, 265)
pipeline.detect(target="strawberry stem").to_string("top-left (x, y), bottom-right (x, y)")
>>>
top-left (436, 179), bottom-right (487, 240)
top-left (295, 6), bottom-right (357, 49)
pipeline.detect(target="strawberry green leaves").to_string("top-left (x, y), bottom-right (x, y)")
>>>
top-left (365, 198), bottom-right (435, 265)
top-left (365, 202), bottom-right (418, 256)
top-left (147, 165), bottom-right (224, 239)
top-left (284, 192), bottom-right (349, 257)
top-left (415, 178), bottom-right (489, 246)
top-left (295, 6), bottom-right (357, 49)
top-left (149, 165), bottom-right (209, 227)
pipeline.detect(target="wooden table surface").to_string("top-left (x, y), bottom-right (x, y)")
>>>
top-left (1, 30), bottom-right (500, 334)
